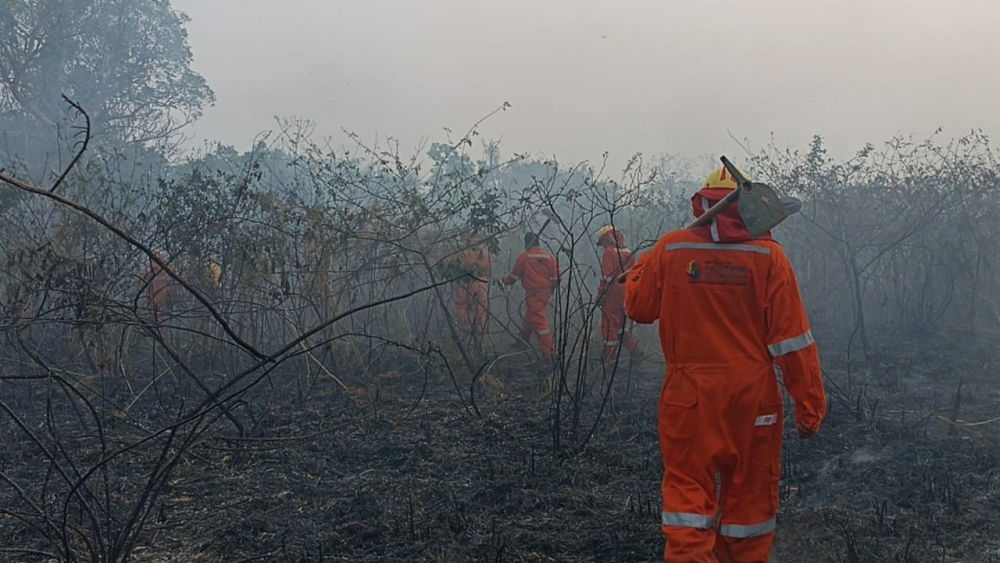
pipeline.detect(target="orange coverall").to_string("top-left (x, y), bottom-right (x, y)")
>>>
top-left (625, 189), bottom-right (827, 562)
top-left (453, 242), bottom-right (492, 336)
top-left (504, 244), bottom-right (561, 361)
top-left (138, 252), bottom-right (178, 319)
top-left (597, 229), bottom-right (639, 363)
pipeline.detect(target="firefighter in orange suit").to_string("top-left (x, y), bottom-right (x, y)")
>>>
top-left (625, 165), bottom-right (827, 562)
top-left (453, 235), bottom-right (492, 340)
top-left (138, 250), bottom-right (178, 320)
top-left (504, 232), bottom-right (561, 361)
top-left (595, 226), bottom-right (641, 364)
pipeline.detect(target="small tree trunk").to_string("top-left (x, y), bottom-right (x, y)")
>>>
top-left (849, 257), bottom-right (870, 361)
top-left (948, 377), bottom-right (963, 438)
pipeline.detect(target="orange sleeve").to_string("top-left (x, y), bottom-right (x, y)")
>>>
top-left (766, 247), bottom-right (827, 433)
top-left (625, 248), bottom-right (662, 324)
top-left (511, 252), bottom-right (526, 279)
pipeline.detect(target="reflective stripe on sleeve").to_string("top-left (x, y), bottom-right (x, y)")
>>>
top-left (528, 253), bottom-right (551, 260)
top-left (662, 512), bottom-right (716, 529)
top-left (537, 329), bottom-right (551, 336)
top-left (720, 519), bottom-right (776, 538)
top-left (768, 330), bottom-right (815, 357)
top-left (602, 275), bottom-right (615, 283)
top-left (603, 340), bottom-right (618, 347)
top-left (664, 242), bottom-right (771, 255)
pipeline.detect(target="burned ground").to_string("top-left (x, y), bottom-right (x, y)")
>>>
top-left (4, 332), bottom-right (997, 562)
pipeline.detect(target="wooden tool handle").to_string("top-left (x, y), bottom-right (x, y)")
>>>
top-left (688, 188), bottom-right (740, 229)
top-left (613, 196), bottom-right (732, 284)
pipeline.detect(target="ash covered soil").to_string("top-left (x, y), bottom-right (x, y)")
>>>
top-left (5, 333), bottom-right (1000, 562)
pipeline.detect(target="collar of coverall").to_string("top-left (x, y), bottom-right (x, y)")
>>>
top-left (690, 187), bottom-right (774, 243)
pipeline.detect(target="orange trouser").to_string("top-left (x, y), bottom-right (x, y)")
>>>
top-left (600, 295), bottom-right (637, 361)
top-left (519, 287), bottom-right (554, 360)
top-left (659, 366), bottom-right (781, 562)
top-left (453, 281), bottom-right (488, 334)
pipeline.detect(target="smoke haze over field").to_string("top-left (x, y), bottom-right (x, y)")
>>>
top-left (173, 0), bottom-right (999, 168)
top-left (8, 2), bottom-right (1000, 561)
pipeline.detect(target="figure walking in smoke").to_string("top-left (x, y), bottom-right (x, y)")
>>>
top-left (503, 232), bottom-right (561, 363)
top-left (595, 225), bottom-right (642, 365)
top-left (452, 234), bottom-right (492, 354)
top-left (625, 165), bottom-right (827, 562)
top-left (138, 250), bottom-right (178, 322)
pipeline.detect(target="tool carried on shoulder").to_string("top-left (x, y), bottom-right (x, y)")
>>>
top-left (617, 156), bottom-right (801, 283)
top-left (536, 208), bottom-right (558, 238)
top-left (699, 156), bottom-right (799, 239)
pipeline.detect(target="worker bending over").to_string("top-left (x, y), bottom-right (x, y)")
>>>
top-left (504, 232), bottom-right (561, 362)
top-left (625, 165), bottom-right (827, 562)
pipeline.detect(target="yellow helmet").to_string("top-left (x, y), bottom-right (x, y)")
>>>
top-left (596, 225), bottom-right (615, 243)
top-left (205, 261), bottom-right (223, 289)
top-left (703, 165), bottom-right (749, 191)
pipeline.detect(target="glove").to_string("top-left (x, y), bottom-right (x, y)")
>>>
top-left (796, 418), bottom-right (819, 439)
top-left (503, 275), bottom-right (516, 286)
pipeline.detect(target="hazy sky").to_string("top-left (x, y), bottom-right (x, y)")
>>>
top-left (171, 0), bottom-right (1000, 172)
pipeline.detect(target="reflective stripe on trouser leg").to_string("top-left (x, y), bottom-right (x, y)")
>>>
top-left (662, 513), bottom-right (723, 563)
top-left (716, 396), bottom-right (783, 563)
top-left (660, 407), bottom-right (719, 561)
top-left (662, 512), bottom-right (716, 528)
top-left (720, 519), bottom-right (775, 538)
